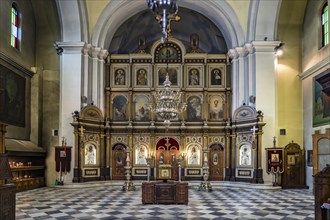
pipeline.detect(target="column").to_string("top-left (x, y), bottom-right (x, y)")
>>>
top-left (97, 49), bottom-right (109, 111)
top-left (227, 49), bottom-right (239, 113)
top-left (236, 47), bottom-right (248, 105)
top-left (81, 44), bottom-right (91, 108)
top-left (252, 41), bottom-right (280, 183)
top-left (56, 41), bottom-right (85, 182)
top-left (225, 121), bottom-right (231, 180)
top-left (89, 46), bottom-right (101, 106)
top-left (245, 43), bottom-right (256, 107)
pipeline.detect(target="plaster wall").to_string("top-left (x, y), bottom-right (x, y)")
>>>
top-left (86, 0), bottom-right (110, 39)
top-left (302, 0), bottom-right (330, 72)
top-left (226, 0), bottom-right (249, 36)
top-left (0, 0), bottom-right (36, 68)
top-left (43, 70), bottom-right (60, 186)
top-left (0, 0), bottom-right (36, 141)
top-left (276, 0), bottom-right (305, 149)
top-left (301, 0), bottom-right (330, 190)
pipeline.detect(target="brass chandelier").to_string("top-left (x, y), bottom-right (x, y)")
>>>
top-left (146, 0), bottom-right (180, 43)
top-left (150, 63), bottom-right (186, 128)
top-left (147, 0), bottom-right (185, 129)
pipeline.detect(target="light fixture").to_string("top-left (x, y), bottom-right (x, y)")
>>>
top-left (275, 43), bottom-right (284, 56)
top-left (147, 0), bottom-right (180, 43)
top-left (149, 47), bottom-right (186, 129)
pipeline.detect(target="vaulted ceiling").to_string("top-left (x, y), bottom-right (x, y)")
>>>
top-left (109, 7), bottom-right (227, 54)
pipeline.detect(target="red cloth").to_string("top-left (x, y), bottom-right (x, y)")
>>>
top-left (55, 147), bottom-right (71, 172)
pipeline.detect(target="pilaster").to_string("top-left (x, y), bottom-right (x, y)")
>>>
top-left (227, 49), bottom-right (239, 112)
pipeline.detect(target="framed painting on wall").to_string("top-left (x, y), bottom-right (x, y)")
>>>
top-left (185, 65), bottom-right (204, 88)
top-left (208, 95), bottom-right (225, 120)
top-left (207, 64), bottom-right (226, 88)
top-left (134, 95), bottom-right (150, 121)
top-left (313, 70), bottom-right (330, 127)
top-left (132, 64), bottom-right (152, 88)
top-left (113, 95), bottom-right (127, 121)
top-left (238, 144), bottom-right (252, 167)
top-left (0, 65), bottom-right (26, 127)
top-left (111, 64), bottom-right (130, 88)
top-left (187, 95), bottom-right (202, 121)
top-left (155, 64), bottom-right (181, 88)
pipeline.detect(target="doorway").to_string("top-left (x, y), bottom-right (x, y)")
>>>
top-left (209, 144), bottom-right (224, 181)
top-left (112, 144), bottom-right (126, 180)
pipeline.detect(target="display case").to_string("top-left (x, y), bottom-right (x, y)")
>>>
top-left (5, 139), bottom-right (46, 192)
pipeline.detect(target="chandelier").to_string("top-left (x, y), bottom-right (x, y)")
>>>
top-left (149, 49), bottom-right (186, 128)
top-left (146, 0), bottom-right (180, 43)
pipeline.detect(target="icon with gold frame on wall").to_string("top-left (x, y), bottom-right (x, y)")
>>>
top-left (132, 64), bottom-right (152, 89)
top-left (185, 65), bottom-right (204, 89)
top-left (155, 64), bottom-right (181, 88)
top-left (111, 64), bottom-right (130, 88)
top-left (207, 64), bottom-right (226, 88)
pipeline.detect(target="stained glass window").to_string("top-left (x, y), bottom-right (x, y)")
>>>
top-left (321, 2), bottom-right (328, 47)
top-left (11, 4), bottom-right (19, 49)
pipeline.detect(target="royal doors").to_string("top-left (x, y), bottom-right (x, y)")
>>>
top-left (209, 144), bottom-right (224, 181)
top-left (112, 144), bottom-right (126, 180)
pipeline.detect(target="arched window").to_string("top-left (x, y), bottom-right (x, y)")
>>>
top-left (321, 2), bottom-right (328, 47)
top-left (11, 3), bottom-right (20, 49)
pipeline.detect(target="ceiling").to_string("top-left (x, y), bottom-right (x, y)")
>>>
top-left (109, 7), bottom-right (228, 55)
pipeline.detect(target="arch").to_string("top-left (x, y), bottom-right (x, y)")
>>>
top-left (56, 0), bottom-right (85, 41)
top-left (238, 143), bottom-right (252, 166)
top-left (134, 143), bottom-right (149, 166)
top-left (150, 38), bottom-right (186, 58)
top-left (186, 143), bottom-right (202, 166)
top-left (209, 143), bottom-right (224, 151)
top-left (80, 105), bottom-right (103, 120)
top-left (254, 0), bottom-right (281, 41)
top-left (156, 137), bottom-right (180, 150)
top-left (92, 0), bottom-right (245, 49)
top-left (84, 141), bottom-right (98, 166)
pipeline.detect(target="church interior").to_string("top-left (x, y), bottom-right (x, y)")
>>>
top-left (0, 0), bottom-right (329, 219)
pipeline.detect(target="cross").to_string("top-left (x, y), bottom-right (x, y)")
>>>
top-left (79, 125), bottom-right (85, 136)
top-left (273, 136), bottom-right (277, 148)
top-left (61, 136), bottom-right (65, 147)
top-left (251, 126), bottom-right (258, 136)
top-left (164, 136), bottom-right (171, 148)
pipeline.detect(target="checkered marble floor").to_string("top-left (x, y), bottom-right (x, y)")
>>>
top-left (16, 183), bottom-right (314, 220)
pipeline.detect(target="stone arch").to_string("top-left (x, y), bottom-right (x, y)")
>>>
top-left (91, 0), bottom-right (245, 49)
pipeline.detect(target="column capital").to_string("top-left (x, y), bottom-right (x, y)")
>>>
top-left (236, 47), bottom-right (248, 57)
top-left (82, 44), bottom-right (92, 55)
top-left (54, 41), bottom-right (85, 54)
top-left (227, 48), bottom-right (239, 59)
top-left (98, 49), bottom-right (109, 60)
top-left (89, 46), bottom-right (101, 59)
top-left (252, 41), bottom-right (281, 52)
top-left (244, 43), bottom-right (254, 54)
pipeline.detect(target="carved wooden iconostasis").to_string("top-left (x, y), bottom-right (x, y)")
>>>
top-left (71, 37), bottom-right (266, 183)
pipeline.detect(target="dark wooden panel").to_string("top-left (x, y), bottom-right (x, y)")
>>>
top-left (0, 184), bottom-right (16, 220)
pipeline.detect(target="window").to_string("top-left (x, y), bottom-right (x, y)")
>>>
top-left (321, 2), bottom-right (328, 47)
top-left (11, 3), bottom-right (20, 49)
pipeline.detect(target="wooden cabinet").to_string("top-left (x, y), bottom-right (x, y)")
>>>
top-left (142, 182), bottom-right (155, 204)
top-left (142, 181), bottom-right (188, 204)
top-left (0, 184), bottom-right (16, 220)
top-left (314, 165), bottom-right (330, 220)
top-left (155, 183), bottom-right (176, 203)
top-left (176, 182), bottom-right (188, 204)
